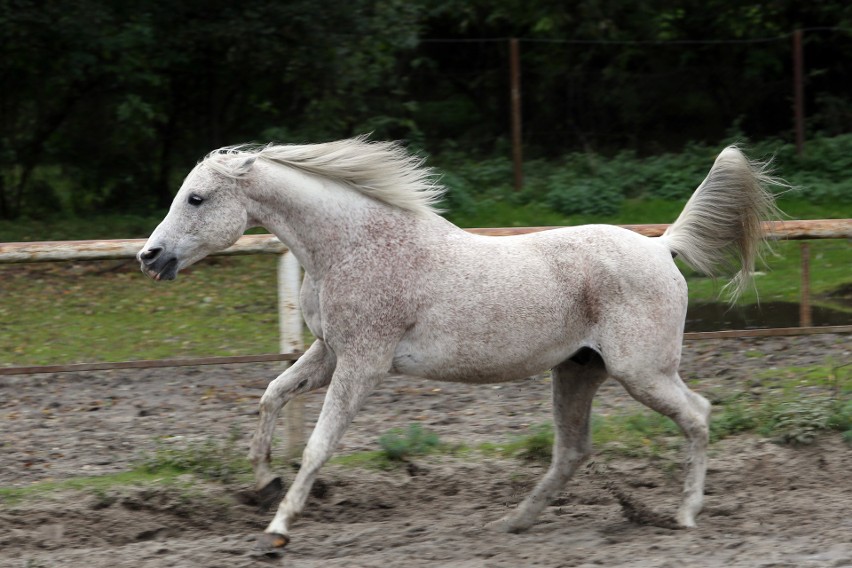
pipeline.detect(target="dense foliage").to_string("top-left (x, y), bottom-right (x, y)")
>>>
top-left (437, 133), bottom-right (852, 225)
top-left (2, 0), bottom-right (852, 219)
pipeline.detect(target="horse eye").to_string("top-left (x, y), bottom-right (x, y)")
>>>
top-left (188, 194), bottom-right (204, 206)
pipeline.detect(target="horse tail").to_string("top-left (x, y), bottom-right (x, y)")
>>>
top-left (659, 146), bottom-right (786, 302)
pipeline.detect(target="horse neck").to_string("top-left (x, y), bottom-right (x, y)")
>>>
top-left (245, 161), bottom-right (422, 277)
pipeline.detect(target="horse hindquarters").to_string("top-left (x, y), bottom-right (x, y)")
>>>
top-left (570, 237), bottom-right (710, 527)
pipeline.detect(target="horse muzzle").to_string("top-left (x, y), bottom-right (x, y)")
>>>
top-left (137, 246), bottom-right (179, 281)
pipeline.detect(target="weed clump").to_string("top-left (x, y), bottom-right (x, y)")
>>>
top-left (765, 397), bottom-right (851, 446)
top-left (139, 426), bottom-right (249, 483)
top-left (510, 424), bottom-right (555, 462)
top-left (378, 423), bottom-right (441, 462)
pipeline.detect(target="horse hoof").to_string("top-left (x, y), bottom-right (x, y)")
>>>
top-left (485, 516), bottom-right (528, 534)
top-left (251, 532), bottom-right (289, 557)
top-left (256, 477), bottom-right (284, 511)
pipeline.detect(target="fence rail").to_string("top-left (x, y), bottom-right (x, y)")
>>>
top-left (3, 220), bottom-right (848, 456)
top-left (1, 219), bottom-right (850, 263)
top-left (1, 218), bottom-right (849, 379)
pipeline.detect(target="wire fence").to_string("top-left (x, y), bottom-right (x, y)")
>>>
top-left (410, 27), bottom-right (852, 167)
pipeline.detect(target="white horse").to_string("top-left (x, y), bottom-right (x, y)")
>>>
top-left (138, 136), bottom-right (781, 551)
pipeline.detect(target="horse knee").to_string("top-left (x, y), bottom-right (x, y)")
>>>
top-left (679, 401), bottom-right (710, 443)
top-left (691, 392), bottom-right (712, 419)
top-left (258, 393), bottom-right (279, 416)
top-left (688, 420), bottom-right (709, 447)
top-left (259, 384), bottom-right (297, 418)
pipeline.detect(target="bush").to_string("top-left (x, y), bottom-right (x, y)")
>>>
top-left (545, 178), bottom-right (623, 217)
top-left (510, 424), bottom-right (554, 462)
top-left (433, 133), bottom-right (852, 225)
top-left (709, 397), bottom-right (759, 442)
top-left (765, 398), bottom-right (837, 445)
top-left (378, 423), bottom-right (441, 461)
top-left (139, 426), bottom-right (249, 483)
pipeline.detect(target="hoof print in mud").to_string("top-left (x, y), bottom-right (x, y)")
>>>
top-left (257, 477), bottom-right (284, 511)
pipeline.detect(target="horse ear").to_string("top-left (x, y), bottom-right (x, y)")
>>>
top-left (238, 156), bottom-right (257, 173)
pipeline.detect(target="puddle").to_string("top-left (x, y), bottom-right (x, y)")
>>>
top-left (685, 301), bottom-right (851, 332)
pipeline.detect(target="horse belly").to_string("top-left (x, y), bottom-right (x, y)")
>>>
top-left (391, 328), bottom-right (577, 384)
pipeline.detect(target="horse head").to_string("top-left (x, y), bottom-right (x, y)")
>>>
top-left (137, 155), bottom-right (256, 281)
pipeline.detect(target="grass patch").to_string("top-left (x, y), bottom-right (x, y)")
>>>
top-left (378, 423), bottom-right (441, 461)
top-left (332, 423), bottom-right (444, 470)
top-left (479, 424), bottom-right (557, 462)
top-left (138, 426), bottom-right (251, 483)
top-left (1, 428), bottom-right (251, 506)
top-left (0, 469), bottom-right (190, 506)
top-left (682, 238), bottom-right (851, 309)
top-left (436, 363), bottom-right (850, 465)
top-left (0, 255), bottom-right (283, 366)
top-left (473, 416), bottom-right (682, 463)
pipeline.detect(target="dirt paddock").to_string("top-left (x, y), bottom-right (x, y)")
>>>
top-left (1, 334), bottom-right (849, 567)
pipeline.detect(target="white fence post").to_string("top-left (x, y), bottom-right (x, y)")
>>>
top-left (278, 250), bottom-right (305, 459)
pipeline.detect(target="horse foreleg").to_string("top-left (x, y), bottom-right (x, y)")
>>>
top-left (489, 357), bottom-right (607, 533)
top-left (249, 340), bottom-right (335, 500)
top-left (257, 357), bottom-right (386, 550)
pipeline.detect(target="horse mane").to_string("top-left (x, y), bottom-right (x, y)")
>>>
top-left (203, 135), bottom-right (446, 216)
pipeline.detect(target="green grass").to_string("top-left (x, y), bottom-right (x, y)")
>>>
top-left (138, 426), bottom-right (252, 483)
top-left (682, 238), bottom-right (851, 309)
top-left (378, 423), bottom-right (442, 461)
top-left (0, 468), bottom-right (191, 506)
top-left (1, 427), bottom-right (252, 505)
top-left (331, 423), bottom-right (445, 470)
top-left (472, 362), bottom-right (849, 462)
top-left (0, 255), bottom-right (282, 366)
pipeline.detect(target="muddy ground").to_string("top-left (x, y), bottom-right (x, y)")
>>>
top-left (0, 334), bottom-right (849, 567)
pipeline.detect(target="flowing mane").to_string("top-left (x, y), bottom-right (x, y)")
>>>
top-left (203, 135), bottom-right (446, 216)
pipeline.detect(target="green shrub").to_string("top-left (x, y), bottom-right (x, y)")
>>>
top-left (510, 423), bottom-right (555, 462)
top-left (829, 399), bottom-right (852, 445)
top-left (434, 133), bottom-right (852, 225)
top-left (378, 423), bottom-right (441, 461)
top-left (764, 398), bottom-right (838, 445)
top-left (709, 396), bottom-right (759, 442)
top-left (139, 426), bottom-right (249, 483)
top-left (546, 178), bottom-right (623, 216)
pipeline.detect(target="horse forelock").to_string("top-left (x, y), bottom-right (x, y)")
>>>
top-left (201, 136), bottom-right (446, 217)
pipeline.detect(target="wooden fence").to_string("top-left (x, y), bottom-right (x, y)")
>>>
top-left (1, 219), bottom-right (850, 377)
top-left (2, 219), bottom-right (849, 456)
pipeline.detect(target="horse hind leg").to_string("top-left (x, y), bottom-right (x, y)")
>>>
top-left (611, 366), bottom-right (711, 527)
top-left (248, 339), bottom-right (335, 502)
top-left (489, 352), bottom-right (608, 533)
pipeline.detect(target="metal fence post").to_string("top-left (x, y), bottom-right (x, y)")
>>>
top-left (509, 37), bottom-right (523, 191)
top-left (278, 250), bottom-right (305, 459)
top-left (799, 242), bottom-right (812, 327)
top-left (793, 29), bottom-right (806, 156)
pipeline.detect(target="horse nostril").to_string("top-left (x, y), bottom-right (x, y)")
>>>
top-left (141, 247), bottom-right (163, 262)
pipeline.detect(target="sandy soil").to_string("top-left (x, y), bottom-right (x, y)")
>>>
top-left (0, 334), bottom-right (849, 567)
